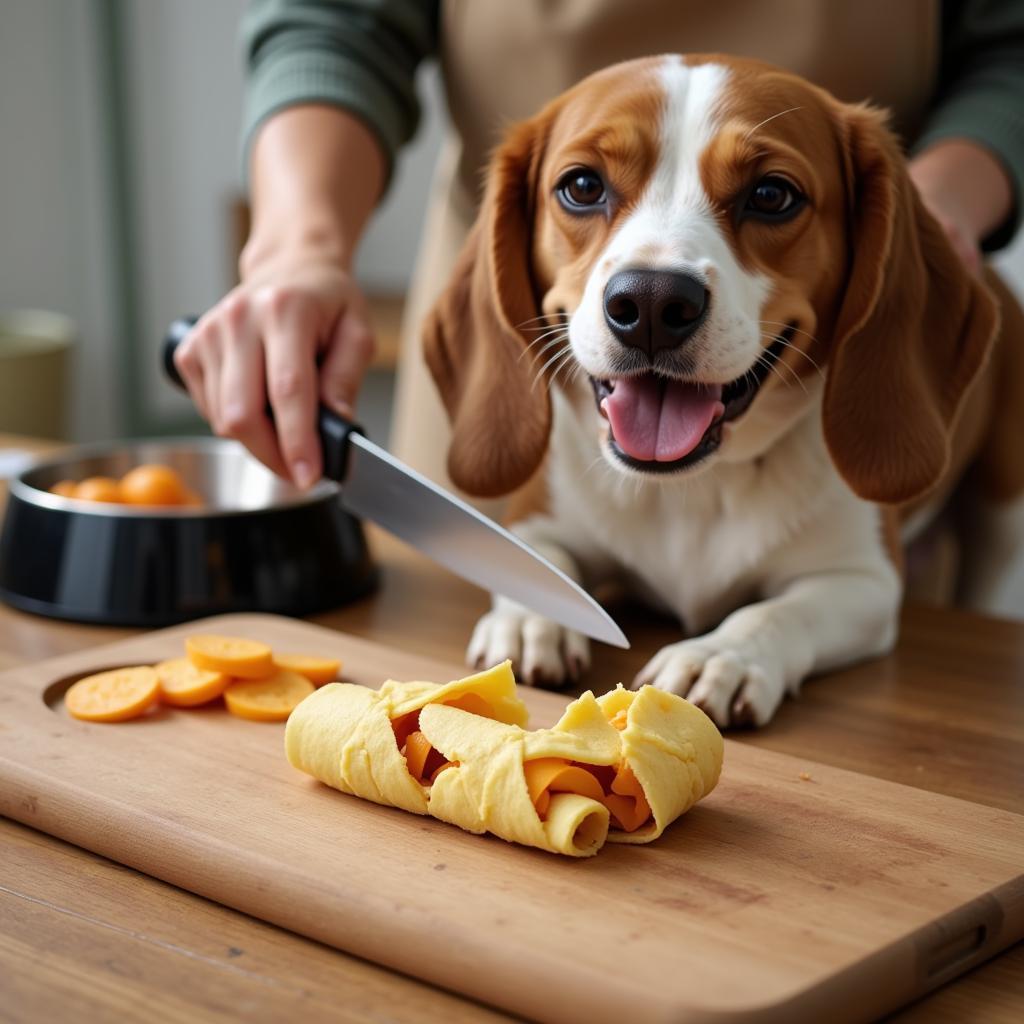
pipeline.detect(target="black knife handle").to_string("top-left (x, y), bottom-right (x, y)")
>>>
top-left (163, 316), bottom-right (364, 482)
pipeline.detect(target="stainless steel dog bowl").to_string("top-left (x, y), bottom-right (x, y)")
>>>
top-left (0, 437), bottom-right (376, 626)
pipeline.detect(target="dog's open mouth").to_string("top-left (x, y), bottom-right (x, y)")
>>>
top-left (590, 328), bottom-right (794, 473)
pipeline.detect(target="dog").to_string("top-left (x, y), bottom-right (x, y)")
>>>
top-left (422, 54), bottom-right (1024, 728)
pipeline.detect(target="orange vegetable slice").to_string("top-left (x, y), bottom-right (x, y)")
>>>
top-left (186, 635), bottom-right (274, 679)
top-left (443, 692), bottom-right (493, 717)
top-left (74, 477), bottom-right (123, 503)
top-left (272, 653), bottom-right (341, 686)
top-left (403, 730), bottom-right (451, 783)
top-left (50, 480), bottom-right (78, 498)
top-left (523, 758), bottom-right (608, 820)
top-left (391, 709), bottom-right (421, 749)
top-left (120, 464), bottom-right (189, 506)
top-left (605, 763), bottom-right (652, 833)
top-left (65, 666), bottom-right (160, 722)
top-left (522, 757), bottom-right (652, 831)
top-left (155, 657), bottom-right (229, 707)
top-left (404, 730), bottom-right (433, 780)
top-left (391, 693), bottom-right (494, 779)
top-left (224, 669), bottom-right (313, 721)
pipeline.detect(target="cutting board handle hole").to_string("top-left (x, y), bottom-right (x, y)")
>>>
top-left (925, 924), bottom-right (987, 978)
top-left (42, 665), bottom-right (146, 711)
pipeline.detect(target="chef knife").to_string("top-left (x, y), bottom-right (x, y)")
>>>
top-left (163, 319), bottom-right (628, 649)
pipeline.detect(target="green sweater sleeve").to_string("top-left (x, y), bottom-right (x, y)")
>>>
top-left (241, 0), bottom-right (439, 186)
top-left (915, 0), bottom-right (1024, 250)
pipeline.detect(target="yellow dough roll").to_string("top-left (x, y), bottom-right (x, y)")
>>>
top-left (418, 702), bottom-right (611, 856)
top-left (284, 661), bottom-right (528, 816)
top-left (596, 685), bottom-right (724, 844)
top-left (285, 664), bottom-right (723, 857)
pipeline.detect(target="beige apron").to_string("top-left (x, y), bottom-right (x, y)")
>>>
top-left (390, 0), bottom-right (939, 491)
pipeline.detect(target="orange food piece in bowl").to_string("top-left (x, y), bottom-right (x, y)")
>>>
top-left (120, 464), bottom-right (189, 506)
top-left (224, 669), bottom-right (314, 721)
top-left (65, 666), bottom-right (161, 722)
top-left (185, 635), bottom-right (274, 679)
top-left (272, 653), bottom-right (341, 686)
top-left (50, 480), bottom-right (78, 498)
top-left (155, 657), bottom-right (229, 707)
top-left (75, 477), bottom-right (123, 503)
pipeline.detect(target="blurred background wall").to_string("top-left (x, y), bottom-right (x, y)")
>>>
top-left (0, 0), bottom-right (1021, 612)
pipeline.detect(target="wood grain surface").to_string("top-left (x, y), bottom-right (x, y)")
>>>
top-left (2, 433), bottom-right (1022, 1023)
top-left (1, 613), bottom-right (1021, 1024)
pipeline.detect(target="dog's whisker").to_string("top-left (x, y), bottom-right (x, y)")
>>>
top-left (519, 331), bottom-right (569, 365)
top-left (743, 106), bottom-right (804, 142)
top-left (756, 350), bottom-right (807, 395)
top-left (758, 322), bottom-right (826, 370)
top-left (773, 338), bottom-right (824, 377)
top-left (521, 327), bottom-right (569, 351)
top-left (531, 344), bottom-right (573, 392)
top-left (549, 348), bottom-right (578, 391)
top-left (758, 349), bottom-right (798, 389)
top-left (758, 332), bottom-right (823, 383)
top-left (758, 319), bottom-right (819, 344)
top-left (515, 311), bottom-right (570, 330)
top-left (521, 322), bottom-right (571, 335)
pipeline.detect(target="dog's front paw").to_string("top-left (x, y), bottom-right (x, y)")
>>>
top-left (633, 637), bottom-right (786, 728)
top-left (467, 604), bottom-right (590, 688)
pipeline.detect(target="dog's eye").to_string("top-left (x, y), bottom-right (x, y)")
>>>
top-left (745, 176), bottom-right (803, 218)
top-left (557, 168), bottom-right (606, 210)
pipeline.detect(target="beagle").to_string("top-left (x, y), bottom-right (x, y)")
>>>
top-left (423, 55), bottom-right (1024, 728)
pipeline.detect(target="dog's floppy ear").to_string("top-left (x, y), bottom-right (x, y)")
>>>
top-left (423, 116), bottom-right (552, 498)
top-left (822, 104), bottom-right (999, 505)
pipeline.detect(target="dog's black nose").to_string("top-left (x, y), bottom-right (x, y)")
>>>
top-left (603, 269), bottom-right (709, 353)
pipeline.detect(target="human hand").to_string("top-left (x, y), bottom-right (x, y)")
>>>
top-left (174, 258), bottom-right (375, 488)
top-left (914, 193), bottom-right (983, 276)
top-left (908, 138), bottom-right (1013, 278)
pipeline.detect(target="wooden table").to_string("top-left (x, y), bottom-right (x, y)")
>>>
top-left (1, 435), bottom-right (1022, 1023)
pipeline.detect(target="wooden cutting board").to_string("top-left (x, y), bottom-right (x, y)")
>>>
top-left (0, 614), bottom-right (1020, 1024)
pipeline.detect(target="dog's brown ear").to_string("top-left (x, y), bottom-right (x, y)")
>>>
top-left (822, 104), bottom-right (999, 505)
top-left (423, 117), bottom-right (552, 498)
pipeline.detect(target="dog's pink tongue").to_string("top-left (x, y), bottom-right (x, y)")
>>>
top-left (602, 378), bottom-right (723, 462)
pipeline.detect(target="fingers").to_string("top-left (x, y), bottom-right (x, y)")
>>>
top-left (173, 325), bottom-right (209, 421)
top-left (262, 292), bottom-right (321, 488)
top-left (319, 298), bottom-right (376, 418)
top-left (218, 314), bottom-right (289, 479)
top-left (174, 268), bottom-right (369, 489)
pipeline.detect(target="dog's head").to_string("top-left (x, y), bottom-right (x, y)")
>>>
top-left (424, 55), bottom-right (997, 502)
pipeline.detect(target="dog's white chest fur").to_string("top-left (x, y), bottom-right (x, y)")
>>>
top-left (533, 389), bottom-right (876, 634)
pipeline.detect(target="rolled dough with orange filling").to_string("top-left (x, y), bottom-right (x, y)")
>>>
top-left (284, 662), bottom-right (528, 816)
top-left (285, 667), bottom-right (722, 857)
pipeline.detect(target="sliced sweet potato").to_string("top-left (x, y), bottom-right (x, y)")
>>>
top-left (155, 657), bottom-right (229, 707)
top-left (605, 763), bottom-right (651, 832)
top-left (443, 693), bottom-right (493, 717)
top-left (224, 669), bottom-right (313, 722)
top-left (403, 730), bottom-right (452, 783)
top-left (185, 635), bottom-right (274, 679)
top-left (272, 653), bottom-right (341, 686)
top-left (65, 666), bottom-right (160, 722)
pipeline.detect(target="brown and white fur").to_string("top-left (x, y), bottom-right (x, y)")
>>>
top-left (423, 55), bottom-right (1024, 728)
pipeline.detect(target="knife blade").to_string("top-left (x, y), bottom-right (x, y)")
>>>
top-left (164, 319), bottom-right (628, 649)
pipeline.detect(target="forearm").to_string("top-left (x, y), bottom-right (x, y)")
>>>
top-left (241, 104), bottom-right (386, 279)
